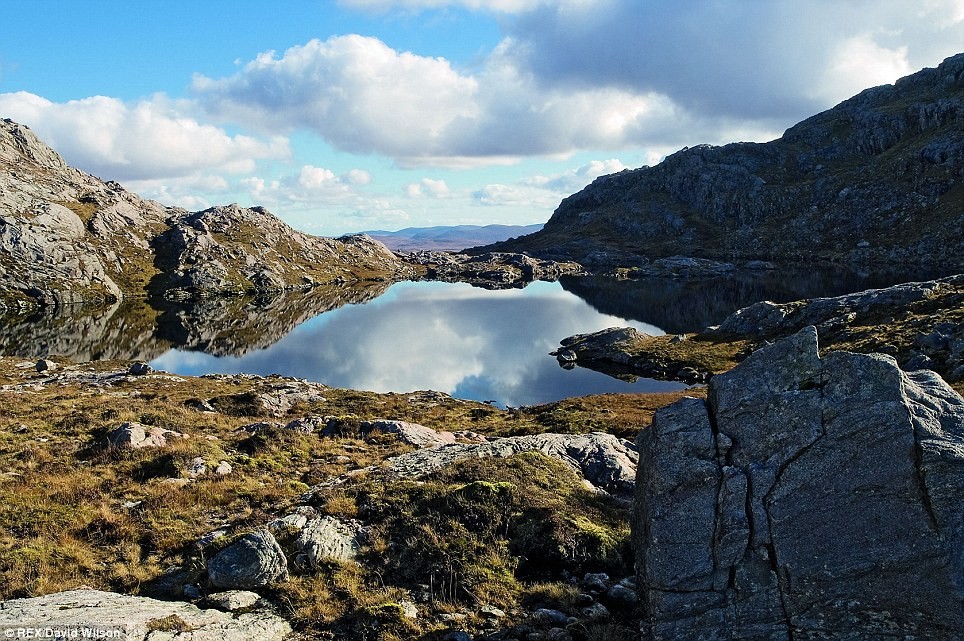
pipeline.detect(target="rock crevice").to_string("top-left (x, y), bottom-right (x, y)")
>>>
top-left (633, 326), bottom-right (964, 640)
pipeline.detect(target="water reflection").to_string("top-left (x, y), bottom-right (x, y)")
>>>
top-left (561, 265), bottom-right (959, 334)
top-left (150, 281), bottom-right (683, 407)
top-left (0, 282), bottom-right (392, 363)
top-left (3, 265), bottom-right (953, 407)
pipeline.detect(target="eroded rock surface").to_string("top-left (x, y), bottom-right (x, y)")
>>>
top-left (386, 432), bottom-right (638, 497)
top-left (633, 327), bottom-right (964, 639)
top-left (0, 588), bottom-right (291, 640)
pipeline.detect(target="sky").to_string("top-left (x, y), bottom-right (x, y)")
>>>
top-left (1, 1), bottom-right (963, 236)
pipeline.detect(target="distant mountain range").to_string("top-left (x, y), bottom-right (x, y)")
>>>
top-left (484, 52), bottom-right (964, 270)
top-left (365, 224), bottom-right (543, 252)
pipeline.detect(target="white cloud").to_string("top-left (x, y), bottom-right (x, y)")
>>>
top-left (406, 177), bottom-right (451, 198)
top-left (193, 0), bottom-right (964, 172)
top-left (192, 36), bottom-right (480, 159)
top-left (191, 33), bottom-right (764, 168)
top-left (474, 158), bottom-right (629, 207)
top-left (501, 0), bottom-right (964, 124)
top-left (242, 164), bottom-right (364, 204)
top-left (0, 91), bottom-right (290, 181)
top-left (816, 34), bottom-right (912, 105)
top-left (126, 173), bottom-right (231, 210)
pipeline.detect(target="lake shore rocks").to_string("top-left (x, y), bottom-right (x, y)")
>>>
top-left (553, 273), bottom-right (964, 390)
top-left (632, 327), bottom-right (964, 639)
top-left (404, 250), bottom-right (584, 289)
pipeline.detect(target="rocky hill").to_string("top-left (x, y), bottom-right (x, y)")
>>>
top-left (0, 119), bottom-right (415, 314)
top-left (486, 53), bottom-right (964, 269)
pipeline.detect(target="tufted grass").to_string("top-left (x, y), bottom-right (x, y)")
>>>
top-left (0, 356), bottom-right (666, 637)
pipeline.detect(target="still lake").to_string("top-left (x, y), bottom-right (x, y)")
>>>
top-left (5, 266), bottom-right (951, 407)
top-left (149, 280), bottom-right (682, 408)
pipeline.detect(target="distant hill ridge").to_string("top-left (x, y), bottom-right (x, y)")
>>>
top-left (485, 52), bottom-right (964, 270)
top-left (365, 223), bottom-right (543, 252)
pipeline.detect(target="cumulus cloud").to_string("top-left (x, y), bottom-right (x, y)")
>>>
top-left (241, 164), bottom-right (368, 205)
top-left (192, 36), bottom-right (480, 158)
top-left (192, 0), bottom-right (964, 171)
top-left (126, 174), bottom-right (231, 211)
top-left (191, 33), bottom-right (735, 167)
top-left (406, 178), bottom-right (451, 198)
top-left (0, 91), bottom-right (289, 181)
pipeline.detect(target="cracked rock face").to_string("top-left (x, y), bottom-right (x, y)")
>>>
top-left (632, 326), bottom-right (964, 640)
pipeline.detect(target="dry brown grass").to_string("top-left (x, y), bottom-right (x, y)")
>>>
top-left (0, 356), bottom-right (665, 615)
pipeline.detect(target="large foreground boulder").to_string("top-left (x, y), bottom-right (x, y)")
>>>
top-left (633, 326), bottom-right (964, 640)
top-left (0, 588), bottom-right (291, 640)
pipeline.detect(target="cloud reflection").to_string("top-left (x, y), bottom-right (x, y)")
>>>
top-left (151, 280), bottom-right (681, 406)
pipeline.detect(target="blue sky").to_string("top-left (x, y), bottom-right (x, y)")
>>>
top-left (2, 0), bottom-right (963, 235)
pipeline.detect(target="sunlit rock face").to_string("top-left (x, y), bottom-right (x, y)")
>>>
top-left (633, 327), bottom-right (964, 640)
top-left (0, 118), bottom-right (414, 314)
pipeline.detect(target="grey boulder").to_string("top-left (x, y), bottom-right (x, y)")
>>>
top-left (207, 529), bottom-right (289, 590)
top-left (633, 326), bottom-right (964, 640)
top-left (386, 432), bottom-right (638, 497)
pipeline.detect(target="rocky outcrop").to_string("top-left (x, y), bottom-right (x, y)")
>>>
top-left (107, 421), bottom-right (184, 449)
top-left (486, 53), bottom-right (964, 269)
top-left (0, 120), bottom-right (166, 311)
top-left (384, 432), bottom-right (638, 497)
top-left (0, 119), bottom-right (415, 312)
top-left (632, 327), bottom-right (964, 639)
top-left (0, 588), bottom-right (291, 640)
top-left (153, 206), bottom-right (415, 300)
top-left (405, 250), bottom-right (583, 289)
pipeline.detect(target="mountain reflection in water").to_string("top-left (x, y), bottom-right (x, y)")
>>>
top-left (150, 280), bottom-right (681, 407)
top-left (3, 266), bottom-right (954, 407)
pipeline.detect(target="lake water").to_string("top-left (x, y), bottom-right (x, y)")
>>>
top-left (3, 266), bottom-right (954, 407)
top-left (149, 280), bottom-right (684, 408)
